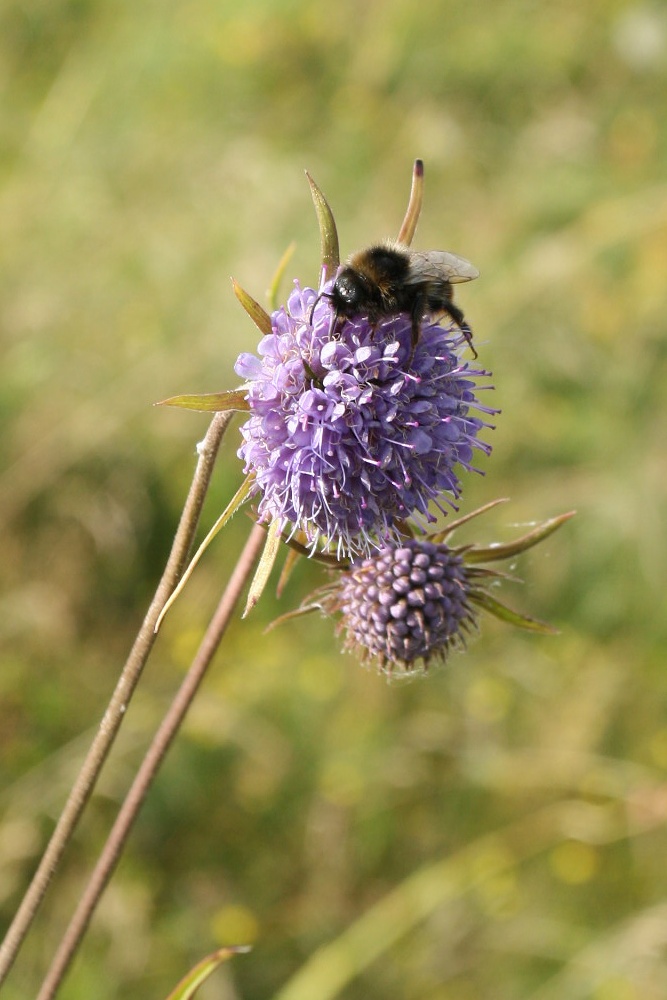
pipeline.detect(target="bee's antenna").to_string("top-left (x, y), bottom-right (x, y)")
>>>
top-left (309, 289), bottom-right (333, 326)
top-left (309, 291), bottom-right (322, 325)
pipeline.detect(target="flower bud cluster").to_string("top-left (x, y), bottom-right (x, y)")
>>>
top-left (336, 539), bottom-right (474, 673)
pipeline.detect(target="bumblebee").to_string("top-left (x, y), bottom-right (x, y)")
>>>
top-left (328, 240), bottom-right (479, 356)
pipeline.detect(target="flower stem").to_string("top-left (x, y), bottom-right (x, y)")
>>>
top-left (35, 522), bottom-right (266, 1000)
top-left (0, 411), bottom-right (233, 988)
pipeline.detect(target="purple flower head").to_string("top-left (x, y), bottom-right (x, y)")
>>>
top-left (235, 277), bottom-right (495, 557)
top-left (334, 537), bottom-right (476, 673)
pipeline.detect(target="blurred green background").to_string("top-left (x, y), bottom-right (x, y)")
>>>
top-left (1, 0), bottom-right (667, 998)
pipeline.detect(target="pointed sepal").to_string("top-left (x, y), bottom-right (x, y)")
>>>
top-left (265, 601), bottom-right (323, 633)
top-left (156, 389), bottom-right (249, 413)
top-left (396, 158), bottom-right (425, 246)
top-left (267, 242), bottom-right (296, 311)
top-left (470, 589), bottom-right (559, 635)
top-left (155, 474), bottom-right (256, 632)
top-left (305, 171), bottom-right (340, 280)
top-left (279, 531), bottom-right (347, 568)
top-left (464, 510), bottom-right (576, 565)
top-left (431, 498), bottom-right (510, 544)
top-left (243, 517), bottom-right (282, 617)
top-left (232, 278), bottom-right (272, 334)
top-left (276, 545), bottom-right (302, 598)
top-left (163, 946), bottom-right (251, 1000)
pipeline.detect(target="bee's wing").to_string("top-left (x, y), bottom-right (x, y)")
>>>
top-left (408, 250), bottom-right (479, 284)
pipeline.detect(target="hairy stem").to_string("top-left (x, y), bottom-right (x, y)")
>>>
top-left (36, 522), bottom-right (266, 1000)
top-left (0, 411), bottom-right (233, 987)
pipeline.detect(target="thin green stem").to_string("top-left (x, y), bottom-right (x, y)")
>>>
top-left (0, 411), bottom-right (233, 989)
top-left (36, 522), bottom-right (266, 1000)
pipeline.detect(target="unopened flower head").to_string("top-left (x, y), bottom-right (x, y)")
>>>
top-left (308, 504), bottom-right (575, 675)
top-left (334, 537), bottom-right (476, 674)
top-left (235, 278), bottom-right (495, 557)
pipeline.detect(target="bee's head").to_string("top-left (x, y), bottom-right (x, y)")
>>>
top-left (330, 266), bottom-right (374, 315)
top-left (308, 268), bottom-right (371, 328)
top-left (307, 284), bottom-right (337, 327)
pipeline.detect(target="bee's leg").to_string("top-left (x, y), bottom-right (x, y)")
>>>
top-left (443, 301), bottom-right (478, 359)
top-left (409, 293), bottom-right (427, 352)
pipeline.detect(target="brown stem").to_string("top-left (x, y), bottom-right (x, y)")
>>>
top-left (35, 522), bottom-right (266, 1000)
top-left (0, 411), bottom-right (233, 987)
